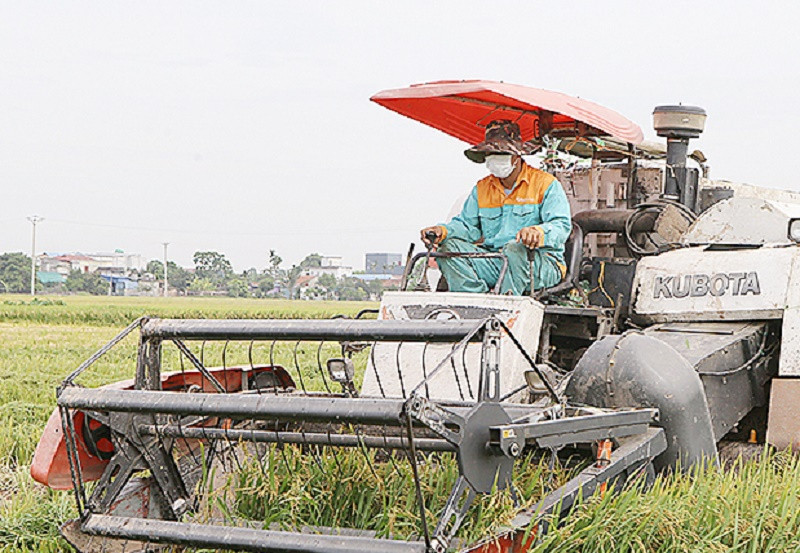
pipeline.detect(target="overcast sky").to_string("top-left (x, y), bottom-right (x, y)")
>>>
top-left (2, 1), bottom-right (799, 272)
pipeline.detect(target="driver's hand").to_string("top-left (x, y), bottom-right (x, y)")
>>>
top-left (420, 226), bottom-right (445, 247)
top-left (516, 226), bottom-right (544, 249)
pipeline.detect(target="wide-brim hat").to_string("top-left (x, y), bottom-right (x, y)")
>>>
top-left (464, 120), bottom-right (541, 163)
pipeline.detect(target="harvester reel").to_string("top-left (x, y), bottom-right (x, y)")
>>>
top-left (45, 316), bottom-right (665, 553)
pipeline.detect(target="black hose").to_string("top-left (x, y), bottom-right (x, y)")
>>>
top-left (624, 199), bottom-right (697, 258)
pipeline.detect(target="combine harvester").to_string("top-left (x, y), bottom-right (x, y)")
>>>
top-left (31, 81), bottom-right (798, 552)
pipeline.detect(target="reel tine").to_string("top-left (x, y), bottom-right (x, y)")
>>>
top-left (461, 344), bottom-right (474, 400)
top-left (326, 423), bottom-right (344, 473)
top-left (248, 340), bottom-right (261, 395)
top-left (269, 340), bottom-right (279, 395)
top-left (369, 341), bottom-right (386, 398)
top-left (212, 422), bottom-right (234, 477)
top-left (300, 424), bottom-right (325, 473)
top-left (292, 340), bottom-right (308, 394)
top-left (316, 341), bottom-right (332, 393)
top-left (178, 342), bottom-right (185, 373)
top-left (175, 414), bottom-right (202, 469)
top-left (449, 343), bottom-right (465, 401)
top-left (220, 420), bottom-right (244, 473)
top-left (353, 424), bottom-right (380, 480)
top-left (421, 342), bottom-right (431, 399)
top-left (395, 342), bottom-right (407, 398)
top-left (60, 405), bottom-right (87, 513)
top-left (252, 425), bottom-right (270, 481)
top-left (380, 424), bottom-right (406, 478)
top-left (221, 340), bottom-right (230, 392)
top-left (403, 413), bottom-right (431, 549)
top-left (274, 420), bottom-right (295, 478)
top-left (202, 424), bottom-right (222, 488)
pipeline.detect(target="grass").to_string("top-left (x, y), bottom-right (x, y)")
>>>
top-left (0, 294), bottom-right (375, 327)
top-left (212, 447), bottom-right (577, 545)
top-left (1, 295), bottom-right (799, 552)
top-left (0, 295), bottom-right (374, 551)
top-left (0, 466), bottom-right (74, 552)
top-left (533, 451), bottom-right (800, 552)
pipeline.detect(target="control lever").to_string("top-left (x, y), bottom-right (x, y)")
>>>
top-left (416, 231), bottom-right (439, 291)
top-left (526, 248), bottom-right (536, 297)
top-left (424, 230), bottom-right (439, 245)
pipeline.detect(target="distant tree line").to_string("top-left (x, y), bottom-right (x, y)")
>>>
top-left (0, 252), bottom-right (109, 295)
top-left (0, 249), bottom-right (390, 299)
top-left (0, 253), bottom-right (31, 293)
top-left (158, 250), bottom-right (385, 300)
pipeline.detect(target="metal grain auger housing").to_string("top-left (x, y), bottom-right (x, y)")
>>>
top-left (31, 83), bottom-right (798, 552)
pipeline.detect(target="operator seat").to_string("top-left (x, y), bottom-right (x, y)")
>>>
top-left (534, 222), bottom-right (584, 300)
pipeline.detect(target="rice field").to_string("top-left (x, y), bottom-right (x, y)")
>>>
top-left (219, 447), bottom-right (577, 546)
top-left (0, 295), bottom-right (376, 327)
top-left (0, 295), bottom-right (374, 552)
top-left (1, 294), bottom-right (799, 552)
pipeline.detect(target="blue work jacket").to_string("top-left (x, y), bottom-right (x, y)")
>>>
top-left (441, 162), bottom-right (572, 269)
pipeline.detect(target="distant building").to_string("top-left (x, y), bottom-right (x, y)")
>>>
top-left (38, 251), bottom-right (145, 276)
top-left (296, 274), bottom-right (318, 288)
top-left (320, 256), bottom-right (342, 267)
top-left (295, 274), bottom-right (324, 300)
top-left (40, 254), bottom-right (96, 275)
top-left (365, 253), bottom-right (404, 276)
top-left (37, 271), bottom-right (66, 285)
top-left (351, 273), bottom-right (403, 298)
top-left (305, 255), bottom-right (353, 278)
top-left (90, 252), bottom-right (145, 273)
top-left (306, 265), bottom-right (353, 278)
top-left (99, 275), bottom-right (140, 296)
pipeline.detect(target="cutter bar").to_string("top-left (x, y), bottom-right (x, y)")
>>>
top-left (81, 515), bottom-right (427, 553)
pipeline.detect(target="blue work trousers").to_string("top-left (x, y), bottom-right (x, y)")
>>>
top-left (437, 238), bottom-right (562, 295)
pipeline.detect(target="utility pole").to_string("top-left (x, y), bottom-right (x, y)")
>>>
top-left (162, 242), bottom-right (169, 297)
top-left (27, 216), bottom-right (44, 296)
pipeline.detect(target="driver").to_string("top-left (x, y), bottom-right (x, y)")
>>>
top-left (420, 120), bottom-right (571, 295)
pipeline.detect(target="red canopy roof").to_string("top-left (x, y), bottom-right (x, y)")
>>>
top-left (371, 80), bottom-right (643, 146)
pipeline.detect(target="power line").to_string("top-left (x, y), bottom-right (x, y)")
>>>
top-left (44, 217), bottom-right (408, 236)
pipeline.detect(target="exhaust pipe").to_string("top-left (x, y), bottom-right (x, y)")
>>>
top-left (653, 105), bottom-right (706, 211)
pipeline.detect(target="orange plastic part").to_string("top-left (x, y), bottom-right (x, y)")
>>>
top-left (31, 365), bottom-right (293, 489)
top-left (30, 408), bottom-right (108, 490)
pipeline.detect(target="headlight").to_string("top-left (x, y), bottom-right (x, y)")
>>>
top-left (789, 219), bottom-right (800, 243)
top-left (326, 358), bottom-right (355, 383)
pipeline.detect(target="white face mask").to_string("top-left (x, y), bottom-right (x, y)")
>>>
top-left (485, 154), bottom-right (514, 178)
